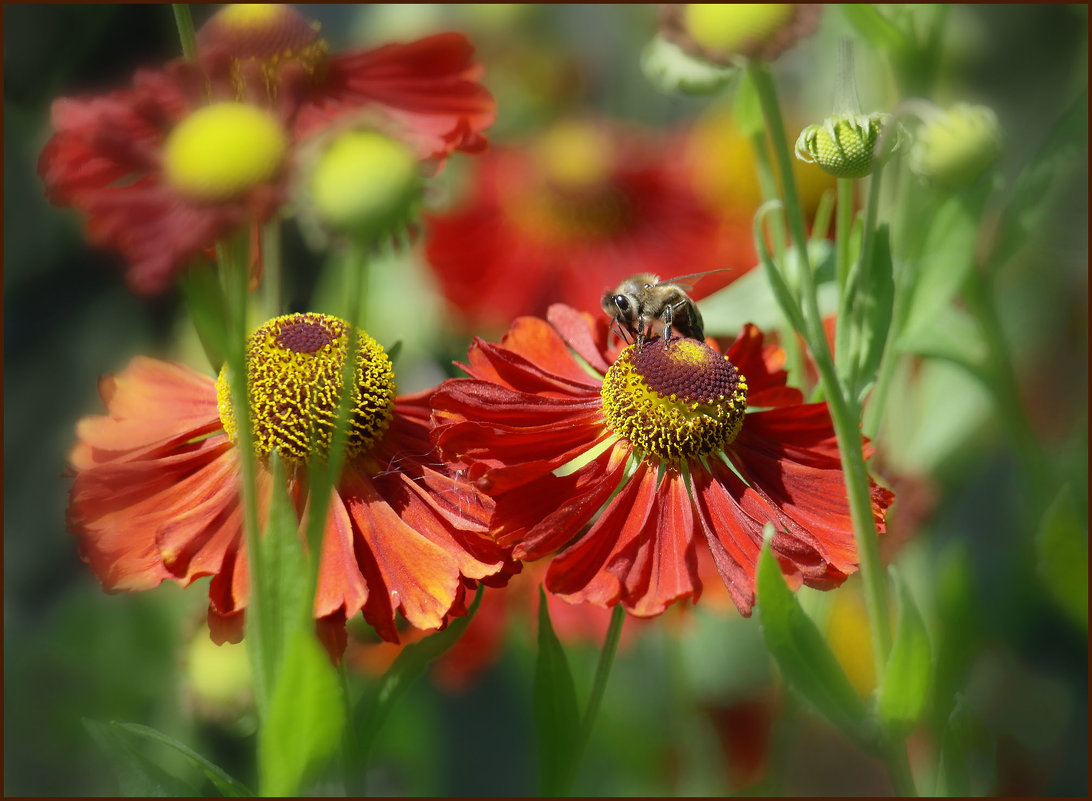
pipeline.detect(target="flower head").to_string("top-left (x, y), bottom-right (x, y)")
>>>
top-left (38, 6), bottom-right (495, 293)
top-left (432, 305), bottom-right (892, 617)
top-left (67, 313), bottom-right (514, 657)
top-left (425, 119), bottom-right (740, 330)
top-left (659, 4), bottom-right (822, 67)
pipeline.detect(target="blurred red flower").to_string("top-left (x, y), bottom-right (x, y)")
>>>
top-left (38, 4), bottom-right (495, 293)
top-left (424, 119), bottom-right (747, 331)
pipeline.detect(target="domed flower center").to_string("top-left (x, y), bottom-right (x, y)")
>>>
top-left (600, 338), bottom-right (748, 462)
top-left (196, 3), bottom-right (330, 99)
top-left (163, 103), bottom-right (287, 202)
top-left (683, 4), bottom-right (794, 54)
top-left (216, 313), bottom-right (396, 463)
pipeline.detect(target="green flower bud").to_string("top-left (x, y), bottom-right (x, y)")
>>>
top-left (795, 112), bottom-right (902, 179)
top-left (908, 103), bottom-right (1002, 188)
top-left (641, 32), bottom-right (736, 96)
top-left (309, 129), bottom-right (422, 240)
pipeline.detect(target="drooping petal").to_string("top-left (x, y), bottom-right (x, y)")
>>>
top-left (295, 33), bottom-right (496, 162)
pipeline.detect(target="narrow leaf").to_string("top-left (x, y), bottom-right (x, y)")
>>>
top-left (878, 571), bottom-right (932, 734)
top-left (356, 586), bottom-right (485, 766)
top-left (853, 224), bottom-right (895, 398)
top-left (110, 722), bottom-right (253, 797)
top-left (259, 629), bottom-right (346, 796)
top-left (83, 719), bottom-right (205, 797)
top-left (756, 533), bottom-right (875, 751)
top-left (1035, 483), bottom-right (1089, 631)
top-left (534, 587), bottom-right (582, 796)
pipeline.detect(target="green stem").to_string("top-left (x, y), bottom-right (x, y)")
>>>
top-left (749, 129), bottom-right (806, 389)
top-left (260, 219), bottom-right (283, 320)
top-left (750, 60), bottom-right (914, 796)
top-left (219, 238), bottom-right (270, 714)
top-left (566, 605), bottom-right (625, 794)
top-left (171, 4), bottom-right (197, 60)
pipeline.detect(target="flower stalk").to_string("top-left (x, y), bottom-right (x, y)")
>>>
top-left (748, 60), bottom-right (916, 796)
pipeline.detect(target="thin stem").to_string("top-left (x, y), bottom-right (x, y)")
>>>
top-left (749, 129), bottom-right (807, 389)
top-left (750, 60), bottom-right (914, 795)
top-left (219, 238), bottom-right (270, 714)
top-left (260, 219), bottom-right (283, 320)
top-left (171, 4), bottom-right (197, 60)
top-left (565, 605), bottom-right (625, 794)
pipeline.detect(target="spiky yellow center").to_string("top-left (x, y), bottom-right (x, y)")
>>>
top-left (683, 4), bottom-right (794, 55)
top-left (310, 130), bottom-right (421, 236)
top-left (216, 313), bottom-right (396, 463)
top-left (163, 103), bottom-right (287, 201)
top-left (600, 338), bottom-right (748, 462)
top-left (197, 3), bottom-right (329, 98)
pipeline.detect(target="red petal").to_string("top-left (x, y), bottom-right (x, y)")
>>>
top-left (725, 324), bottom-right (803, 408)
top-left (547, 304), bottom-right (613, 375)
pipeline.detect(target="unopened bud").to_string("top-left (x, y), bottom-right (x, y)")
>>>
top-left (796, 112), bottom-right (903, 179)
top-left (909, 103), bottom-right (1001, 188)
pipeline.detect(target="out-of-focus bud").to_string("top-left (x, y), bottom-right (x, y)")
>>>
top-left (795, 112), bottom-right (904, 179)
top-left (641, 32), bottom-right (737, 96)
top-left (308, 129), bottom-right (422, 240)
top-left (908, 103), bottom-right (1002, 188)
top-left (183, 624), bottom-right (254, 725)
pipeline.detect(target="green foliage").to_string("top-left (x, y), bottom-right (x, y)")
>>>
top-left (259, 630), bottom-right (346, 796)
top-left (879, 571), bottom-right (932, 734)
top-left (533, 587), bottom-right (581, 796)
top-left (1035, 483), bottom-right (1089, 631)
top-left (85, 719), bottom-right (252, 797)
top-left (756, 532), bottom-right (876, 752)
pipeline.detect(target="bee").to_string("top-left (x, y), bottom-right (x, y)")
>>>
top-left (601, 270), bottom-right (728, 348)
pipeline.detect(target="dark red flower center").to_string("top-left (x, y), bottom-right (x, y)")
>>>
top-left (601, 338), bottom-right (748, 461)
top-left (216, 313), bottom-right (396, 463)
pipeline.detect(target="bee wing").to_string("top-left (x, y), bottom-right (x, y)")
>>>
top-left (653, 268), bottom-right (732, 290)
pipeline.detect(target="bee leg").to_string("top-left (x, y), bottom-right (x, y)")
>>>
top-left (662, 304), bottom-right (674, 347)
top-left (636, 313), bottom-right (649, 348)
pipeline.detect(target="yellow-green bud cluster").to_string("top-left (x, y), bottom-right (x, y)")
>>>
top-left (796, 112), bottom-right (902, 179)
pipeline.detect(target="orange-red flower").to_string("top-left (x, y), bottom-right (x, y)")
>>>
top-left (67, 314), bottom-right (514, 658)
top-left (38, 4), bottom-right (495, 293)
top-left (424, 119), bottom-right (745, 331)
top-left (432, 305), bottom-right (892, 617)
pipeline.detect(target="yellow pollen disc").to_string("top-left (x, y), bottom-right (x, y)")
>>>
top-left (601, 339), bottom-right (748, 462)
top-left (163, 103), bottom-right (287, 202)
top-left (216, 3), bottom-right (283, 27)
top-left (684, 4), bottom-right (793, 54)
top-left (216, 313), bottom-right (396, 463)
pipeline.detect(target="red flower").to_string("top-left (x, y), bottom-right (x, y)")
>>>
top-left (432, 305), bottom-right (892, 617)
top-left (424, 119), bottom-right (745, 331)
top-left (67, 314), bottom-right (514, 657)
top-left (38, 4), bottom-right (495, 293)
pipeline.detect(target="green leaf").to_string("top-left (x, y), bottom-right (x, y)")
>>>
top-left (533, 587), bottom-right (582, 796)
top-left (84, 718), bottom-right (198, 797)
top-left (259, 629), bottom-right (346, 796)
top-left (356, 586), bottom-right (485, 766)
top-left (878, 571), bottom-right (932, 734)
top-left (247, 451), bottom-right (311, 716)
top-left (839, 4), bottom-right (911, 55)
top-left (756, 532), bottom-right (876, 751)
top-left (853, 224), bottom-right (895, 399)
top-left (178, 261), bottom-right (229, 372)
top-left (108, 722), bottom-right (253, 797)
top-left (1035, 483), bottom-right (1089, 631)
top-left (85, 718), bottom-right (252, 796)
top-left (936, 697), bottom-right (996, 796)
top-left (898, 186), bottom-right (990, 348)
top-left (990, 88), bottom-right (1088, 269)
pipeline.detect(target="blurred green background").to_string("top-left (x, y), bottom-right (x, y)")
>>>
top-left (4, 4), bottom-right (1087, 796)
